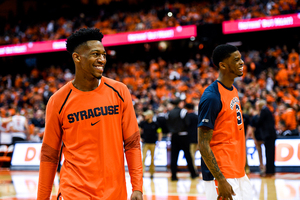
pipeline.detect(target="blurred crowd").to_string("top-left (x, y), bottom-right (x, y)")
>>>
top-left (1, 0), bottom-right (300, 45)
top-left (0, 42), bottom-right (299, 144)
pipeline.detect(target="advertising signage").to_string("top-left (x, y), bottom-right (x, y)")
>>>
top-left (222, 13), bottom-right (300, 34)
top-left (0, 25), bottom-right (197, 57)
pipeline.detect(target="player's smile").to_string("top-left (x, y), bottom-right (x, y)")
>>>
top-left (93, 65), bottom-right (104, 73)
top-left (238, 65), bottom-right (243, 72)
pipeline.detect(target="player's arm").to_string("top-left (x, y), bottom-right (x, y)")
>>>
top-left (37, 97), bottom-right (63, 200)
top-left (198, 126), bottom-right (224, 180)
top-left (121, 85), bottom-right (143, 197)
top-left (198, 126), bottom-right (235, 200)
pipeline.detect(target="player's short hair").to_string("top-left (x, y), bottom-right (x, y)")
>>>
top-left (66, 28), bottom-right (104, 54)
top-left (212, 44), bottom-right (238, 68)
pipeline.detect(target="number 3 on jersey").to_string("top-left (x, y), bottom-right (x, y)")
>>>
top-left (236, 104), bottom-right (242, 125)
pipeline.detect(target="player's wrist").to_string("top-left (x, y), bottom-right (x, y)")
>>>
top-left (133, 190), bottom-right (143, 194)
top-left (217, 177), bottom-right (227, 183)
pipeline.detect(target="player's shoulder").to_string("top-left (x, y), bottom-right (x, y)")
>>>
top-left (202, 81), bottom-right (220, 99)
top-left (102, 76), bottom-right (128, 90)
top-left (48, 81), bottom-right (72, 104)
top-left (204, 81), bottom-right (219, 93)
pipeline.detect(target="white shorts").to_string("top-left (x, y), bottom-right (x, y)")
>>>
top-left (204, 174), bottom-right (253, 200)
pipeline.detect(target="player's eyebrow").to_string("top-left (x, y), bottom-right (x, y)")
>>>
top-left (91, 49), bottom-right (106, 53)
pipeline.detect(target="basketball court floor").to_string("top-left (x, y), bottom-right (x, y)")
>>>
top-left (0, 169), bottom-right (299, 200)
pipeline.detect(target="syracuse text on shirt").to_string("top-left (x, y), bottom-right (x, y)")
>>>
top-left (67, 105), bottom-right (119, 123)
top-left (230, 97), bottom-right (240, 110)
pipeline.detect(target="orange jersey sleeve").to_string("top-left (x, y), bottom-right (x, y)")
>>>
top-left (114, 76), bottom-right (143, 193)
top-left (37, 87), bottom-right (65, 200)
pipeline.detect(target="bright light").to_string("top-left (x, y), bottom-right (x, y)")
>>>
top-left (158, 41), bottom-right (168, 51)
top-left (168, 12), bottom-right (173, 17)
top-left (110, 50), bottom-right (116, 56)
top-left (190, 36), bottom-right (195, 41)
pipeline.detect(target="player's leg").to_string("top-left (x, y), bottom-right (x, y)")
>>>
top-left (203, 180), bottom-right (218, 200)
top-left (226, 175), bottom-right (253, 200)
top-left (239, 175), bottom-right (253, 200)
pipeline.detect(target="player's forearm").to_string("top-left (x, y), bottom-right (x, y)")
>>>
top-left (125, 149), bottom-right (143, 192)
top-left (198, 127), bottom-right (225, 181)
top-left (37, 142), bottom-right (60, 199)
top-left (199, 142), bottom-right (225, 181)
top-left (37, 161), bottom-right (58, 200)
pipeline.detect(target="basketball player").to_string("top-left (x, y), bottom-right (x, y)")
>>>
top-left (37, 28), bottom-right (143, 200)
top-left (198, 44), bottom-right (253, 200)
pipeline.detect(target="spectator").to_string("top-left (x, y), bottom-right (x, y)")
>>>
top-left (30, 109), bottom-right (45, 129)
top-left (154, 105), bottom-right (169, 135)
top-left (250, 103), bottom-right (265, 176)
top-left (166, 98), bottom-right (198, 181)
top-left (29, 127), bottom-right (42, 142)
top-left (185, 102), bottom-right (199, 174)
top-left (256, 99), bottom-right (277, 177)
top-left (139, 109), bottom-right (162, 178)
top-left (280, 103), bottom-right (299, 136)
top-left (7, 109), bottom-right (29, 144)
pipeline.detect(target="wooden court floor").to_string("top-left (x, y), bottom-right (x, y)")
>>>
top-left (0, 169), bottom-right (299, 200)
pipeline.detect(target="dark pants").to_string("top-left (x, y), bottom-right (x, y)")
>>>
top-left (264, 138), bottom-right (276, 174)
top-left (12, 137), bottom-right (25, 144)
top-left (171, 133), bottom-right (197, 179)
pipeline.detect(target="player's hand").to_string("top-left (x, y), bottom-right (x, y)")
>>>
top-left (130, 190), bottom-right (143, 200)
top-left (217, 179), bottom-right (235, 200)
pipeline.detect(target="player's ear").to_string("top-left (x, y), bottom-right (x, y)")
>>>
top-left (72, 52), bottom-right (81, 63)
top-left (219, 62), bottom-right (226, 70)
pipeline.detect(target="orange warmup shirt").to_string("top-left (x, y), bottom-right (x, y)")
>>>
top-left (37, 77), bottom-right (143, 200)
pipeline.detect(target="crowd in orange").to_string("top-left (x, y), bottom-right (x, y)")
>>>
top-left (0, 0), bottom-right (299, 45)
top-left (0, 0), bottom-right (299, 141)
top-left (0, 42), bottom-right (299, 141)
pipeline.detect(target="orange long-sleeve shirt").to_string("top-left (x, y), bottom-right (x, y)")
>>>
top-left (37, 77), bottom-right (143, 200)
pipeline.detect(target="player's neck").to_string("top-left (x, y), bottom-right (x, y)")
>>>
top-left (72, 77), bottom-right (101, 91)
top-left (217, 75), bottom-right (234, 89)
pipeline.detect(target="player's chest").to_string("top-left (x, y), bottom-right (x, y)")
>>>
top-left (60, 93), bottom-right (122, 126)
